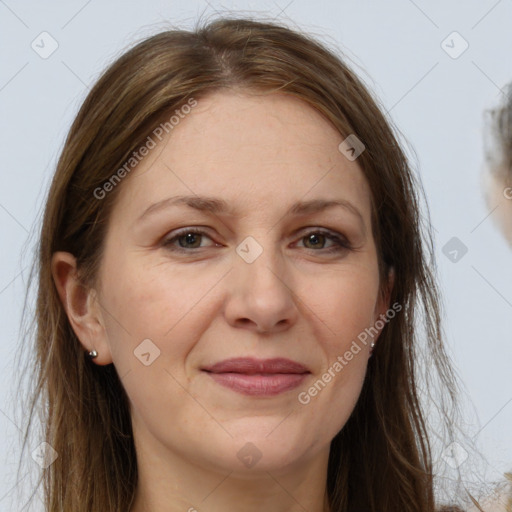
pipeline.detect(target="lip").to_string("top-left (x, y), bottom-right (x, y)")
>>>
top-left (202, 357), bottom-right (310, 374)
top-left (201, 357), bottom-right (310, 396)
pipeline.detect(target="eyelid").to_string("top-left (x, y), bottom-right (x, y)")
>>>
top-left (293, 227), bottom-right (351, 249)
top-left (162, 227), bottom-right (218, 248)
top-left (162, 226), bottom-right (353, 254)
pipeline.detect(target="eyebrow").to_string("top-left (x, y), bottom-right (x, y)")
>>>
top-left (137, 195), bottom-right (365, 226)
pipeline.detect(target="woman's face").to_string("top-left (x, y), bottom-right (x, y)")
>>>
top-left (92, 90), bottom-right (390, 475)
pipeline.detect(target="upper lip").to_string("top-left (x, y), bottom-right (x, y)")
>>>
top-left (202, 357), bottom-right (310, 374)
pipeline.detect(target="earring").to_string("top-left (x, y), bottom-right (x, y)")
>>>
top-left (87, 349), bottom-right (98, 359)
top-left (369, 342), bottom-right (376, 357)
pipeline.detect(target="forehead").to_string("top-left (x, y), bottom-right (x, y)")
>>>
top-left (112, 90), bottom-right (373, 225)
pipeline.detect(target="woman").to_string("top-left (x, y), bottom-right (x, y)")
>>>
top-left (19, 16), bottom-right (478, 511)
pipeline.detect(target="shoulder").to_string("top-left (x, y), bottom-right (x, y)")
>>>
top-left (467, 477), bottom-right (512, 512)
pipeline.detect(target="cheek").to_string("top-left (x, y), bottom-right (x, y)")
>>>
top-left (95, 243), bottom-right (381, 462)
top-left (299, 266), bottom-right (379, 408)
top-left (97, 257), bottom-right (217, 423)
top-left (99, 244), bottom-right (380, 366)
top-left (308, 266), bottom-right (380, 347)
top-left (98, 254), bottom-right (226, 367)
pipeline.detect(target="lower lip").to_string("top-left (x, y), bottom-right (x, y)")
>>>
top-left (204, 372), bottom-right (309, 396)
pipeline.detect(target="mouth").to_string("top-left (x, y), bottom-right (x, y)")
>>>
top-left (201, 357), bottom-right (310, 397)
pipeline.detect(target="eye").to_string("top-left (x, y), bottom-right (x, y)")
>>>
top-left (296, 229), bottom-right (352, 254)
top-left (162, 228), bottom-right (216, 251)
top-left (161, 227), bottom-right (352, 255)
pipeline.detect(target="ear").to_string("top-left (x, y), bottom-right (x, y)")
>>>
top-left (51, 251), bottom-right (113, 365)
top-left (372, 266), bottom-right (395, 339)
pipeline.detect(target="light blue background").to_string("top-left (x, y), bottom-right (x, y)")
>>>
top-left (1, 0), bottom-right (511, 508)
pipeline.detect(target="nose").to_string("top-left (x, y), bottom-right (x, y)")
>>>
top-left (223, 240), bottom-right (299, 335)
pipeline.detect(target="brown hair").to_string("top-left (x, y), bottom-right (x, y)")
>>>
top-left (485, 81), bottom-right (512, 185)
top-left (19, 16), bottom-right (473, 511)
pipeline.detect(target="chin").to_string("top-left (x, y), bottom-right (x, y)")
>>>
top-left (204, 429), bottom-right (315, 474)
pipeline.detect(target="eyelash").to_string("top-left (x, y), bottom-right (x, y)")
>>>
top-left (162, 227), bottom-right (352, 255)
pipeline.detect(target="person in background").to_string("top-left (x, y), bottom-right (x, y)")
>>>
top-left (467, 473), bottom-right (512, 512)
top-left (483, 83), bottom-right (512, 245)
top-left (476, 83), bottom-right (512, 512)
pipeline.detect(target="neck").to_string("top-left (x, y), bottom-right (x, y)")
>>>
top-left (129, 424), bottom-right (331, 512)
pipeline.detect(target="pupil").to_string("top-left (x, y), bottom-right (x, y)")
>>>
top-left (180, 233), bottom-right (200, 248)
top-left (307, 233), bottom-right (324, 248)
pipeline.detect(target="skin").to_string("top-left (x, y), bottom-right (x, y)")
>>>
top-left (52, 90), bottom-right (392, 512)
top-left (483, 165), bottom-right (512, 246)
